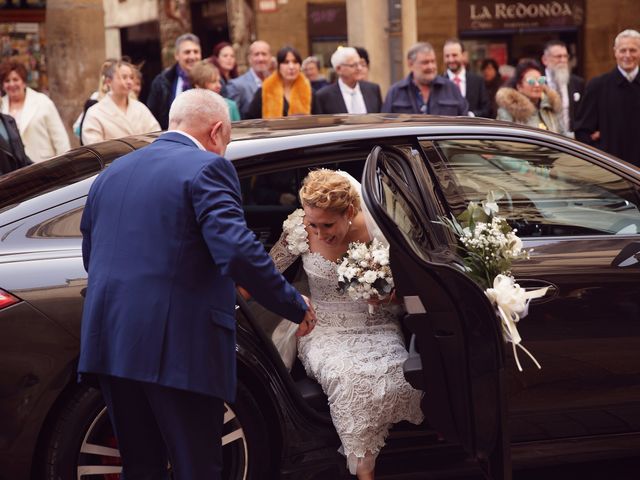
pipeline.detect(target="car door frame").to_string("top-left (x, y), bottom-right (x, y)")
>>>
top-left (362, 144), bottom-right (512, 479)
top-left (419, 132), bottom-right (640, 441)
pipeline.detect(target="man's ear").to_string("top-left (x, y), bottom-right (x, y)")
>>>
top-left (209, 121), bottom-right (224, 147)
top-left (209, 121), bottom-right (223, 145)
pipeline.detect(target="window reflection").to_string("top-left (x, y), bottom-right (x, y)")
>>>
top-left (26, 207), bottom-right (83, 238)
top-left (430, 139), bottom-right (640, 237)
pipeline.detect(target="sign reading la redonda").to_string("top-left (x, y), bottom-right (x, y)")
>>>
top-left (458, 0), bottom-right (584, 31)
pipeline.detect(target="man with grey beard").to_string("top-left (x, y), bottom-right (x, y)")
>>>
top-left (541, 40), bottom-right (584, 137)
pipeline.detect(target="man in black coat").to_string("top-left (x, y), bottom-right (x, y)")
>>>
top-left (146, 33), bottom-right (202, 129)
top-left (542, 40), bottom-right (585, 135)
top-left (315, 46), bottom-right (382, 114)
top-left (443, 39), bottom-right (490, 118)
top-left (575, 29), bottom-right (640, 167)
top-left (0, 112), bottom-right (31, 175)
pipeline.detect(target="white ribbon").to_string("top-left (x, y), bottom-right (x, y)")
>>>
top-left (485, 274), bottom-right (548, 372)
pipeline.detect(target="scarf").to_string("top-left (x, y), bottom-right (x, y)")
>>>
top-left (176, 64), bottom-right (191, 91)
top-left (261, 71), bottom-right (312, 119)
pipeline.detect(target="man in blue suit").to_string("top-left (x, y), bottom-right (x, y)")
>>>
top-left (225, 40), bottom-right (272, 119)
top-left (79, 88), bottom-right (316, 479)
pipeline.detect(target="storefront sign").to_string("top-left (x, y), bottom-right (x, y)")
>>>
top-left (458, 0), bottom-right (584, 31)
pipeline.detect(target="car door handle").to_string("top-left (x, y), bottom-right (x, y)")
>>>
top-left (516, 278), bottom-right (558, 304)
top-left (611, 242), bottom-right (640, 268)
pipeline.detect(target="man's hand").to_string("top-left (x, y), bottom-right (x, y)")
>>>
top-left (296, 295), bottom-right (317, 337)
top-left (590, 130), bottom-right (601, 141)
top-left (236, 286), bottom-right (251, 300)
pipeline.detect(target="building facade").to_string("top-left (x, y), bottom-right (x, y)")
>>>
top-left (0, 0), bottom-right (638, 142)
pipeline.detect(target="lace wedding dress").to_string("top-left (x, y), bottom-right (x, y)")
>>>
top-left (271, 209), bottom-right (424, 474)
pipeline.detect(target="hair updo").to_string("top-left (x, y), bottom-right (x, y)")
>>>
top-left (299, 170), bottom-right (361, 213)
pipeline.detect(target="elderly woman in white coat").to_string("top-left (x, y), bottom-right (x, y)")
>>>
top-left (81, 60), bottom-right (160, 145)
top-left (0, 61), bottom-right (70, 163)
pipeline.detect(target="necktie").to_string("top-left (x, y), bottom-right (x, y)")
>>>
top-left (453, 75), bottom-right (461, 91)
top-left (348, 89), bottom-right (367, 114)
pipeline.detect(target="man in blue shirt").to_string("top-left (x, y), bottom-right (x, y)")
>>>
top-left (382, 42), bottom-right (468, 116)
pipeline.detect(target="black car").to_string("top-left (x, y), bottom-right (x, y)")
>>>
top-left (1, 115), bottom-right (640, 480)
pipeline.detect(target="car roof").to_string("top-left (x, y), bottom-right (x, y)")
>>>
top-left (0, 114), bottom-right (630, 212)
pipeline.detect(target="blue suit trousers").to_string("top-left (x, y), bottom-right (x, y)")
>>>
top-left (98, 375), bottom-right (224, 480)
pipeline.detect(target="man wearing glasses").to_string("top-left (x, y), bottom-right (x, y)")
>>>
top-left (315, 46), bottom-right (382, 114)
top-left (382, 42), bottom-right (468, 116)
top-left (541, 40), bottom-right (584, 137)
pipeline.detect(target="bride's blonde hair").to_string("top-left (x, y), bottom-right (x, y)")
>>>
top-left (299, 169), bottom-right (361, 213)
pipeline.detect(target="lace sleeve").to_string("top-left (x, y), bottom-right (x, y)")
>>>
top-left (269, 208), bottom-right (309, 273)
top-left (270, 232), bottom-right (299, 273)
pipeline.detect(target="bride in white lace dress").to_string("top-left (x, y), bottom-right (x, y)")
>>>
top-left (270, 169), bottom-right (423, 479)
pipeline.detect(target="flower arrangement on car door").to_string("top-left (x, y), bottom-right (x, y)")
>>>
top-left (439, 191), bottom-right (548, 371)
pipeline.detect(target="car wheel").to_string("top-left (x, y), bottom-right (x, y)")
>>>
top-left (40, 383), bottom-right (269, 479)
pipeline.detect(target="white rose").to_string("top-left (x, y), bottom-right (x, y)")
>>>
top-left (363, 270), bottom-right (378, 284)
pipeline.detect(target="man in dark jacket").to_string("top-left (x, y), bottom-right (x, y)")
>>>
top-left (382, 42), bottom-right (468, 116)
top-left (0, 112), bottom-right (31, 175)
top-left (146, 33), bottom-right (202, 129)
top-left (575, 29), bottom-right (640, 167)
top-left (443, 38), bottom-right (490, 117)
top-left (315, 46), bottom-right (382, 114)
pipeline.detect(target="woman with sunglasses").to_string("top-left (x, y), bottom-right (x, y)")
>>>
top-left (495, 59), bottom-right (564, 134)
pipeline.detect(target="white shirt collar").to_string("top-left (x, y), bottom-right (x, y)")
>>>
top-left (249, 68), bottom-right (263, 86)
top-left (167, 130), bottom-right (206, 151)
top-left (619, 65), bottom-right (639, 82)
top-left (337, 78), bottom-right (367, 114)
top-left (338, 78), bottom-right (361, 94)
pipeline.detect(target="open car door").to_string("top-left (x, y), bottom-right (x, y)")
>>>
top-left (362, 146), bottom-right (511, 479)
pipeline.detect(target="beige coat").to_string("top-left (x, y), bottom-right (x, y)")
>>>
top-left (81, 94), bottom-right (161, 145)
top-left (496, 86), bottom-right (564, 135)
top-left (1, 87), bottom-right (70, 163)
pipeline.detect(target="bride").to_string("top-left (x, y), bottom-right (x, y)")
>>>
top-left (270, 169), bottom-right (424, 479)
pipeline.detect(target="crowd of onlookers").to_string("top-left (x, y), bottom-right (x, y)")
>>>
top-left (1, 27), bottom-right (639, 177)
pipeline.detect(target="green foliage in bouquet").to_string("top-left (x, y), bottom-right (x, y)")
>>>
top-left (437, 191), bottom-right (528, 289)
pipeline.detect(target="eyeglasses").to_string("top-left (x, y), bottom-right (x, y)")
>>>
top-left (341, 63), bottom-right (361, 69)
top-left (526, 76), bottom-right (546, 86)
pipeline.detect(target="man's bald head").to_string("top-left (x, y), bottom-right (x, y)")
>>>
top-left (169, 89), bottom-right (231, 156)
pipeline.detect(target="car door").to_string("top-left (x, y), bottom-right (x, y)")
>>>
top-left (362, 145), bottom-right (511, 480)
top-left (421, 137), bottom-right (640, 442)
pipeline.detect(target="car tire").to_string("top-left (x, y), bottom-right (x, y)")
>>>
top-left (39, 382), bottom-right (270, 480)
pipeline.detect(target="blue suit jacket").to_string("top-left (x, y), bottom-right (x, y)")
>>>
top-left (226, 70), bottom-right (261, 119)
top-left (79, 132), bottom-right (307, 401)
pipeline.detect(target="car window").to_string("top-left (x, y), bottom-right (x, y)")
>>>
top-left (27, 206), bottom-right (83, 239)
top-left (428, 139), bottom-right (640, 237)
top-left (240, 158), bottom-right (367, 251)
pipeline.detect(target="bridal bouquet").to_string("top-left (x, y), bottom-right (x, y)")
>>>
top-left (438, 191), bottom-right (547, 371)
top-left (337, 238), bottom-right (394, 314)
